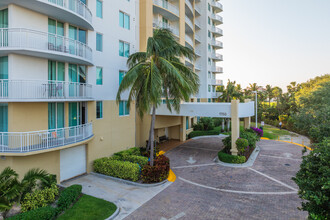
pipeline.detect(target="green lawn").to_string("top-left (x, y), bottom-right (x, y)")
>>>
top-left (240, 122), bottom-right (293, 140)
top-left (57, 194), bottom-right (117, 220)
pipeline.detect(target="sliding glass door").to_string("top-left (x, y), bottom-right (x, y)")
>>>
top-left (0, 56), bottom-right (8, 98)
top-left (0, 103), bottom-right (8, 146)
top-left (0, 9), bottom-right (8, 47)
top-left (48, 60), bottom-right (65, 97)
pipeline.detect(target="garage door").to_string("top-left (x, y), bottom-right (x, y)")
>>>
top-left (60, 145), bottom-right (86, 182)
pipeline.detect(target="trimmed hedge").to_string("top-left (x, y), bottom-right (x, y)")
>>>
top-left (7, 206), bottom-right (56, 220)
top-left (188, 130), bottom-right (220, 139)
top-left (56, 184), bottom-right (82, 213)
top-left (236, 138), bottom-right (249, 155)
top-left (141, 155), bottom-right (170, 183)
top-left (120, 155), bottom-right (148, 167)
top-left (94, 158), bottom-right (140, 182)
top-left (114, 147), bottom-right (141, 157)
top-left (218, 151), bottom-right (246, 164)
top-left (21, 184), bottom-right (59, 212)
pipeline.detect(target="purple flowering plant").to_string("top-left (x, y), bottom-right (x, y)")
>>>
top-left (250, 127), bottom-right (263, 137)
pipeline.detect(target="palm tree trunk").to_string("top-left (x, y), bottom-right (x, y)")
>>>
top-left (149, 105), bottom-right (156, 166)
top-left (221, 119), bottom-right (225, 132)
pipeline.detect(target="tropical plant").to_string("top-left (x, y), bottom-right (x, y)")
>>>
top-left (265, 84), bottom-right (273, 105)
top-left (116, 28), bottom-right (199, 166)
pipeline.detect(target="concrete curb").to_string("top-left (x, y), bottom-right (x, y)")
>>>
top-left (105, 205), bottom-right (120, 220)
top-left (191, 134), bottom-right (229, 140)
top-left (91, 172), bottom-right (169, 187)
top-left (214, 146), bottom-right (261, 168)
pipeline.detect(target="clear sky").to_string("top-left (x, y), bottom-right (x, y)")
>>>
top-left (219, 0), bottom-right (330, 90)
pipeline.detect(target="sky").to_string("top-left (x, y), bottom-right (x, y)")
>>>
top-left (219, 0), bottom-right (330, 90)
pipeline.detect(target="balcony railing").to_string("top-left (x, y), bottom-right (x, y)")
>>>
top-left (47, 0), bottom-right (92, 24)
top-left (211, 26), bottom-right (223, 36)
top-left (185, 0), bottom-right (194, 14)
top-left (153, 0), bottom-right (179, 17)
top-left (153, 22), bottom-right (179, 36)
top-left (211, 14), bottom-right (223, 23)
top-left (0, 80), bottom-right (92, 100)
top-left (185, 34), bottom-right (194, 46)
top-left (216, 80), bottom-right (223, 85)
top-left (211, 0), bottom-right (223, 11)
top-left (0, 123), bottom-right (93, 153)
top-left (195, 33), bottom-right (201, 42)
top-left (185, 15), bottom-right (194, 30)
top-left (0, 28), bottom-right (93, 64)
top-left (211, 66), bottom-right (223, 73)
top-left (211, 52), bottom-right (223, 60)
top-left (211, 39), bottom-right (223, 48)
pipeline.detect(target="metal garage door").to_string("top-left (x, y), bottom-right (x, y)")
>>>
top-left (60, 145), bottom-right (86, 182)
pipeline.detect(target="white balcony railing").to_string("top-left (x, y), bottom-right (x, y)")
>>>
top-left (211, 39), bottom-right (223, 48)
top-left (211, 26), bottom-right (223, 35)
top-left (0, 28), bottom-right (93, 63)
top-left (153, 0), bottom-right (179, 17)
top-left (216, 79), bottom-right (223, 85)
top-left (185, 15), bottom-right (194, 30)
top-left (211, 0), bottom-right (223, 11)
top-left (0, 123), bottom-right (93, 153)
top-left (153, 22), bottom-right (180, 36)
top-left (211, 52), bottom-right (223, 60)
top-left (0, 80), bottom-right (92, 100)
top-left (195, 5), bottom-right (201, 15)
top-left (185, 0), bottom-right (194, 13)
top-left (195, 33), bottom-right (201, 42)
top-left (211, 66), bottom-right (223, 73)
top-left (211, 14), bottom-right (223, 23)
top-left (47, 0), bottom-right (92, 24)
top-left (185, 34), bottom-right (194, 46)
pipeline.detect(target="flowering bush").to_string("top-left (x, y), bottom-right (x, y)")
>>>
top-left (250, 127), bottom-right (263, 137)
top-left (141, 155), bottom-right (170, 183)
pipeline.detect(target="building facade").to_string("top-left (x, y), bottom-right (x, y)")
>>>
top-left (0, 0), bottom-right (223, 182)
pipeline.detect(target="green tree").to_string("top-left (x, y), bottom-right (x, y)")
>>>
top-left (217, 80), bottom-right (240, 102)
top-left (116, 29), bottom-right (199, 166)
top-left (265, 84), bottom-right (273, 106)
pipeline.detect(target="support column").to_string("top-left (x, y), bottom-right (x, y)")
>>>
top-left (139, 0), bottom-right (153, 51)
top-left (244, 99), bottom-right (251, 129)
top-left (179, 0), bottom-right (186, 46)
top-left (231, 100), bottom-right (240, 155)
top-left (180, 116), bottom-right (187, 142)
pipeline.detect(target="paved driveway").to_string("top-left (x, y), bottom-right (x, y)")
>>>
top-left (125, 138), bottom-right (307, 220)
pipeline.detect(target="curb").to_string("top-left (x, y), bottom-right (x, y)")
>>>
top-left (105, 205), bottom-right (120, 220)
top-left (91, 172), bottom-right (169, 187)
top-left (192, 134), bottom-right (229, 140)
top-left (214, 146), bottom-right (261, 168)
top-left (261, 137), bottom-right (312, 151)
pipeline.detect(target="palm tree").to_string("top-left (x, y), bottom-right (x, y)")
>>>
top-left (218, 80), bottom-right (240, 102)
top-left (117, 28), bottom-right (199, 166)
top-left (265, 84), bottom-right (273, 106)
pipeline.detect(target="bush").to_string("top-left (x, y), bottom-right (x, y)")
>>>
top-left (250, 127), bottom-right (263, 137)
top-left (188, 130), bottom-right (220, 139)
top-left (8, 206), bottom-right (56, 220)
top-left (114, 147), bottom-right (141, 157)
top-left (141, 155), bottom-right (170, 183)
top-left (56, 184), bottom-right (82, 213)
top-left (120, 155), bottom-right (149, 167)
top-left (235, 138), bottom-right (249, 155)
top-left (21, 184), bottom-right (59, 212)
top-left (94, 158), bottom-right (140, 182)
top-left (213, 118), bottom-right (222, 127)
top-left (218, 151), bottom-right (246, 164)
top-left (192, 117), bottom-right (214, 131)
top-left (292, 138), bottom-right (330, 219)
top-left (240, 129), bottom-right (259, 148)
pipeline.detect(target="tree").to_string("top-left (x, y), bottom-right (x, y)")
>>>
top-left (293, 138), bottom-right (330, 219)
top-left (116, 28), bottom-right (199, 166)
top-left (265, 84), bottom-right (273, 106)
top-left (218, 80), bottom-right (241, 102)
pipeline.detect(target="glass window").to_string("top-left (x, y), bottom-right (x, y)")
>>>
top-left (186, 117), bottom-right (189, 129)
top-left (0, 9), bottom-right (8, 28)
top-left (208, 31), bottom-right (211, 38)
top-left (124, 14), bottom-right (130, 29)
top-left (208, 71), bottom-right (211, 78)
top-left (208, 17), bottom-right (211, 25)
top-left (96, 67), bottom-right (103, 85)
top-left (48, 103), bottom-right (64, 130)
top-left (0, 56), bottom-right (8, 80)
top-left (96, 101), bottom-right (103, 119)
top-left (208, 85), bottom-right (211, 92)
top-left (119, 71), bottom-right (126, 85)
top-left (119, 12), bottom-right (130, 30)
top-left (96, 0), bottom-right (103, 18)
top-left (208, 3), bottom-right (211, 11)
top-left (124, 43), bottom-right (130, 57)
top-left (119, 101), bottom-right (129, 116)
top-left (119, 41), bottom-right (130, 57)
top-left (197, 98), bottom-right (200, 103)
top-left (208, 98), bottom-right (211, 103)
top-left (0, 103), bottom-right (8, 134)
top-left (96, 33), bottom-right (103, 51)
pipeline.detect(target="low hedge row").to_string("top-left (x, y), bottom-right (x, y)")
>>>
top-left (94, 158), bottom-right (140, 182)
top-left (56, 184), bottom-right (82, 213)
top-left (218, 151), bottom-right (246, 164)
top-left (114, 147), bottom-right (141, 157)
top-left (188, 130), bottom-right (220, 139)
top-left (112, 154), bottom-right (148, 167)
top-left (7, 206), bottom-right (56, 220)
top-left (141, 155), bottom-right (170, 183)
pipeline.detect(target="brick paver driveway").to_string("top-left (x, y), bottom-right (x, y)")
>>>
top-left (125, 138), bottom-right (308, 220)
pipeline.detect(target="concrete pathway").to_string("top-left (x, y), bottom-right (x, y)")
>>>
top-left (61, 173), bottom-right (172, 220)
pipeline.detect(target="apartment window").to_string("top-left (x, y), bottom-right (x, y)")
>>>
top-left (96, 67), bottom-right (103, 85)
top-left (212, 86), bottom-right (215, 92)
top-left (96, 0), bottom-right (103, 18)
top-left (208, 98), bottom-right (211, 103)
top-left (162, 17), bottom-right (169, 28)
top-left (119, 11), bottom-right (130, 30)
top-left (48, 19), bottom-right (64, 50)
top-left (48, 60), bottom-right (65, 81)
top-left (0, 103), bottom-right (8, 136)
top-left (186, 117), bottom-right (189, 130)
top-left (96, 33), bottom-right (103, 51)
top-left (197, 98), bottom-right (200, 103)
top-left (0, 9), bottom-right (8, 28)
top-left (208, 58), bottom-right (211, 66)
top-left (68, 25), bottom-right (87, 55)
top-left (208, 17), bottom-right (211, 25)
top-left (208, 44), bottom-right (211, 52)
top-left (208, 31), bottom-right (211, 38)
top-left (208, 71), bottom-right (211, 78)
top-left (48, 103), bottom-right (64, 130)
top-left (96, 101), bottom-right (103, 119)
top-left (119, 101), bottom-right (130, 116)
top-left (208, 3), bottom-right (211, 11)
top-left (208, 85), bottom-right (211, 92)
top-left (119, 41), bottom-right (130, 57)
top-left (119, 71), bottom-right (126, 85)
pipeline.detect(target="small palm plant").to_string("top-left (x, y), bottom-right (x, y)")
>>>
top-left (117, 28), bottom-right (199, 166)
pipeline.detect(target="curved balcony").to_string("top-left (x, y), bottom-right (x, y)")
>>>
top-left (195, 19), bottom-right (201, 30)
top-left (0, 28), bottom-right (93, 65)
top-left (185, 0), bottom-right (194, 15)
top-left (211, 66), bottom-right (223, 73)
top-left (211, 0), bottom-right (223, 13)
top-left (211, 39), bottom-right (223, 49)
top-left (210, 14), bottom-right (223, 25)
top-left (153, 0), bottom-right (179, 20)
top-left (185, 15), bottom-right (194, 33)
top-left (0, 0), bottom-right (93, 30)
top-left (195, 64), bottom-right (201, 71)
top-left (210, 26), bottom-right (223, 37)
top-left (0, 123), bottom-right (93, 154)
top-left (210, 79), bottom-right (223, 86)
top-left (195, 33), bottom-right (201, 43)
top-left (195, 49), bottom-right (201, 57)
top-left (195, 5), bottom-right (201, 16)
top-left (153, 22), bottom-right (179, 37)
top-left (210, 52), bottom-right (223, 61)
top-left (0, 80), bottom-right (93, 102)
top-left (185, 34), bottom-right (194, 48)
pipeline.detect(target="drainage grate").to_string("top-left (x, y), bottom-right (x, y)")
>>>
top-left (285, 164), bottom-right (291, 166)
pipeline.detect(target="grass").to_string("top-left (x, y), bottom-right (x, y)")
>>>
top-left (57, 194), bottom-right (117, 220)
top-left (240, 122), bottom-right (293, 140)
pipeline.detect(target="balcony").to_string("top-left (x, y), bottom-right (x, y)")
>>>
top-left (211, 39), bottom-right (223, 49)
top-left (210, 26), bottom-right (223, 37)
top-left (153, 0), bottom-right (179, 20)
top-left (210, 52), bottom-right (223, 61)
top-left (195, 33), bottom-right (201, 43)
top-left (195, 49), bottom-right (201, 57)
top-left (210, 79), bottom-right (223, 86)
top-left (0, 0), bottom-right (93, 30)
top-left (0, 28), bottom-right (93, 65)
top-left (0, 123), bottom-right (93, 154)
top-left (153, 22), bottom-right (179, 37)
top-left (211, 0), bottom-right (223, 13)
top-left (211, 66), bottom-right (223, 73)
top-left (185, 34), bottom-right (194, 48)
top-left (211, 92), bottom-right (222, 98)
top-left (195, 19), bottom-right (201, 30)
top-left (195, 64), bottom-right (201, 71)
top-left (185, 0), bottom-right (194, 15)
top-left (210, 14), bottom-right (223, 25)
top-left (195, 5), bottom-right (201, 16)
top-left (185, 15), bottom-right (194, 33)
top-left (0, 80), bottom-right (93, 102)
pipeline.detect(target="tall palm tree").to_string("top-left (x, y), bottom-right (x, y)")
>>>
top-left (265, 84), bottom-right (273, 106)
top-left (218, 80), bottom-right (240, 102)
top-left (117, 29), bottom-right (199, 166)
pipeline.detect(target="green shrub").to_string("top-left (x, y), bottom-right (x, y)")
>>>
top-left (213, 118), bottom-right (222, 127)
top-left (56, 184), bottom-right (82, 213)
top-left (114, 147), bottom-right (141, 157)
top-left (292, 138), bottom-right (330, 219)
top-left (192, 117), bottom-right (215, 131)
top-left (120, 155), bottom-right (149, 167)
top-left (21, 184), bottom-right (59, 212)
top-left (241, 131), bottom-right (259, 148)
top-left (188, 130), bottom-right (220, 139)
top-left (236, 138), bottom-right (249, 155)
top-left (7, 206), bottom-right (56, 220)
top-left (141, 155), bottom-right (170, 183)
top-left (94, 158), bottom-right (140, 182)
top-left (218, 151), bottom-right (246, 164)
